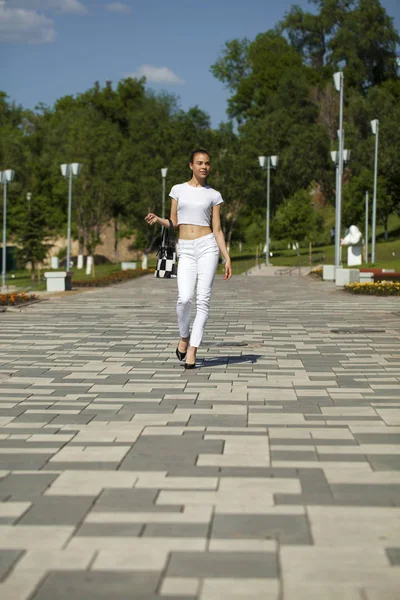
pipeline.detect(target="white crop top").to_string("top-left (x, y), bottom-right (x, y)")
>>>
top-left (169, 182), bottom-right (223, 227)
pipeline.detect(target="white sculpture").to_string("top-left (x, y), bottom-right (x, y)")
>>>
top-left (341, 225), bottom-right (363, 266)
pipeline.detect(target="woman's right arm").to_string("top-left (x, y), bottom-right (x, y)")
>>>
top-left (145, 199), bottom-right (178, 228)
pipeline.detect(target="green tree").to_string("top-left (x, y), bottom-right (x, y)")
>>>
top-left (272, 189), bottom-right (324, 246)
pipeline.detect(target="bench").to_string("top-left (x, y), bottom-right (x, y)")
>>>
top-left (360, 268), bottom-right (400, 283)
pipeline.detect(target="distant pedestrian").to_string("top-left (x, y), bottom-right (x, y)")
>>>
top-left (145, 149), bottom-right (232, 368)
top-left (330, 227), bottom-right (335, 245)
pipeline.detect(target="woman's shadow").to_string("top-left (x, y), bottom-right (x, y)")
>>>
top-left (200, 354), bottom-right (262, 367)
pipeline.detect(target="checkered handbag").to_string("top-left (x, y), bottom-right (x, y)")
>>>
top-left (154, 219), bottom-right (177, 279)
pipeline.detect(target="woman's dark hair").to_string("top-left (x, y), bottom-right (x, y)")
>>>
top-left (189, 148), bottom-right (210, 164)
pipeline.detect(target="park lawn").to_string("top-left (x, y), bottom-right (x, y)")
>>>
top-left (8, 262), bottom-right (157, 292)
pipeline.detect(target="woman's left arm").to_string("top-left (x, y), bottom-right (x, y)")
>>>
top-left (212, 205), bottom-right (232, 281)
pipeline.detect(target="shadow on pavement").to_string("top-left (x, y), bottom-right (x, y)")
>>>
top-left (201, 354), bottom-right (262, 367)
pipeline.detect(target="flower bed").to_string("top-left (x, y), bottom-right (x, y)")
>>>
top-left (0, 292), bottom-right (39, 306)
top-left (73, 268), bottom-right (153, 288)
top-left (345, 281), bottom-right (400, 296)
top-left (309, 267), bottom-right (323, 279)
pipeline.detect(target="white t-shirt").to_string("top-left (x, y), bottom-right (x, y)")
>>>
top-left (169, 182), bottom-right (223, 227)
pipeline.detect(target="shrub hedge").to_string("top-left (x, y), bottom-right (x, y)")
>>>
top-left (345, 281), bottom-right (400, 296)
top-left (73, 268), bottom-right (153, 287)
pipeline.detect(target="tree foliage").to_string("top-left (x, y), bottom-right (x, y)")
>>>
top-left (0, 0), bottom-right (399, 264)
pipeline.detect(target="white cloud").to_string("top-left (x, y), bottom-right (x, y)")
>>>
top-left (127, 65), bottom-right (184, 85)
top-left (107, 2), bottom-right (131, 14)
top-left (0, 0), bottom-right (55, 43)
top-left (7, 0), bottom-right (87, 14)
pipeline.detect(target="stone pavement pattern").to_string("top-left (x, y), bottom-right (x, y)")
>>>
top-left (0, 274), bottom-right (400, 599)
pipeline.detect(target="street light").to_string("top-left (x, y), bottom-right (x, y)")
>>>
top-left (371, 119), bottom-right (379, 264)
top-left (61, 163), bottom-right (82, 271)
top-left (331, 149), bottom-right (350, 264)
top-left (365, 191), bottom-right (369, 263)
top-left (0, 169), bottom-right (15, 289)
top-left (333, 71), bottom-right (344, 268)
top-left (258, 155), bottom-right (278, 266)
top-left (161, 167), bottom-right (168, 219)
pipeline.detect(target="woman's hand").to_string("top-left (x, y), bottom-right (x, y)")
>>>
top-left (145, 213), bottom-right (159, 226)
top-left (223, 258), bottom-right (232, 281)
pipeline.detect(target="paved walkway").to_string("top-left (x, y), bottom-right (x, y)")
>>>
top-left (0, 274), bottom-right (400, 599)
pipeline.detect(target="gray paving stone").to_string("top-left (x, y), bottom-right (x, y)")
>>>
top-left (166, 551), bottom-right (277, 578)
top-left (386, 548), bottom-right (400, 565)
top-left (119, 436), bottom-right (223, 471)
top-left (0, 474), bottom-right (58, 499)
top-left (76, 523), bottom-right (143, 536)
top-left (18, 496), bottom-right (94, 525)
top-left (211, 514), bottom-right (312, 544)
top-left (143, 523), bottom-right (209, 537)
top-left (368, 457), bottom-right (400, 470)
top-left (0, 456), bottom-right (52, 470)
top-left (93, 489), bottom-right (182, 512)
top-left (0, 549), bottom-right (24, 578)
top-left (31, 571), bottom-right (160, 600)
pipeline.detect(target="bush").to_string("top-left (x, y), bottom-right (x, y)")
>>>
top-left (73, 268), bottom-right (153, 287)
top-left (309, 267), bottom-right (323, 279)
top-left (345, 282), bottom-right (400, 296)
top-left (0, 292), bottom-right (39, 306)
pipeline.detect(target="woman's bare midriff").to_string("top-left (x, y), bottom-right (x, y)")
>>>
top-left (178, 224), bottom-right (212, 240)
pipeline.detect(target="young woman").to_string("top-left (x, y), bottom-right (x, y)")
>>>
top-left (145, 149), bottom-right (232, 368)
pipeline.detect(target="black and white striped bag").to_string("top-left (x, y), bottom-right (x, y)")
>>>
top-left (154, 219), bottom-right (177, 279)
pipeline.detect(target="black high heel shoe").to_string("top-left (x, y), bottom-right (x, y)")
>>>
top-left (184, 362), bottom-right (196, 369)
top-left (176, 346), bottom-right (187, 361)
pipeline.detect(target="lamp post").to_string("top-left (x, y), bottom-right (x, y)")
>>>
top-left (61, 163), bottom-right (82, 271)
top-left (161, 168), bottom-right (168, 219)
top-left (371, 119), bottom-right (379, 264)
top-left (331, 149), bottom-right (350, 265)
top-left (365, 191), bottom-right (369, 263)
top-left (0, 169), bottom-right (15, 289)
top-left (333, 71), bottom-right (344, 268)
top-left (258, 155), bottom-right (278, 266)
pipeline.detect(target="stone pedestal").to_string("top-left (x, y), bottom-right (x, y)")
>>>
top-left (335, 268), bottom-right (360, 286)
top-left (121, 262), bottom-right (137, 271)
top-left (44, 271), bottom-right (72, 292)
top-left (323, 265), bottom-right (336, 281)
top-left (347, 245), bottom-right (362, 267)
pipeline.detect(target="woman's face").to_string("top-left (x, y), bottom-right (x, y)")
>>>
top-left (190, 153), bottom-right (211, 179)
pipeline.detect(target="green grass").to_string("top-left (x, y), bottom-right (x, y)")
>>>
top-left (6, 262), bottom-right (157, 292)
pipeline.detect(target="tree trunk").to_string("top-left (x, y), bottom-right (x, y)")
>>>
top-left (78, 232), bottom-right (84, 256)
top-left (114, 219), bottom-right (119, 264)
top-left (384, 215), bottom-right (389, 240)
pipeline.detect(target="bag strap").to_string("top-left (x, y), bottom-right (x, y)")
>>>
top-left (158, 219), bottom-right (176, 255)
top-left (167, 219), bottom-right (176, 245)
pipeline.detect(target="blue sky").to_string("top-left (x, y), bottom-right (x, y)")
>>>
top-left (1, 0), bottom-right (400, 127)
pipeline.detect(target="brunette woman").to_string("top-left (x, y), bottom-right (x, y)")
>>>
top-left (145, 149), bottom-right (232, 368)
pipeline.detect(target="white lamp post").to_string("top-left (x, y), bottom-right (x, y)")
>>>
top-left (371, 119), bottom-right (379, 264)
top-left (161, 167), bottom-right (168, 219)
top-left (333, 71), bottom-right (344, 267)
top-left (365, 191), bottom-right (369, 263)
top-left (0, 169), bottom-right (15, 289)
top-left (258, 155), bottom-right (278, 266)
top-left (331, 149), bottom-right (350, 263)
top-left (61, 163), bottom-right (82, 271)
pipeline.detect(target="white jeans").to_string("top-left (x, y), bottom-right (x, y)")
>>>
top-left (176, 233), bottom-right (220, 348)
